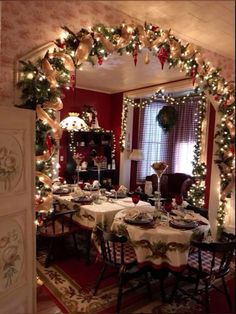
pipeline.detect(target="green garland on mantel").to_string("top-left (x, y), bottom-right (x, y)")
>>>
top-left (16, 22), bottom-right (234, 232)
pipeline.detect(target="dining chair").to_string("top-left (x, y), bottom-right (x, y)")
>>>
top-left (38, 202), bottom-right (80, 267)
top-left (170, 231), bottom-right (235, 312)
top-left (93, 226), bottom-right (152, 313)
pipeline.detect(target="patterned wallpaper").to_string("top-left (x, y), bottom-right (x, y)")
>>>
top-left (0, 0), bottom-right (234, 107)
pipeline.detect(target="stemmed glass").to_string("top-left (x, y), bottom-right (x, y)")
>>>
top-left (131, 193), bottom-right (140, 214)
top-left (164, 201), bottom-right (172, 224)
top-left (72, 174), bottom-right (77, 185)
top-left (175, 195), bottom-right (183, 209)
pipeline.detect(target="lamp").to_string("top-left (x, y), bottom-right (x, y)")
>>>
top-left (129, 149), bottom-right (144, 161)
top-left (60, 112), bottom-right (88, 131)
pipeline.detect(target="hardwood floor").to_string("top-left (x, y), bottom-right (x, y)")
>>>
top-left (37, 279), bottom-right (63, 314)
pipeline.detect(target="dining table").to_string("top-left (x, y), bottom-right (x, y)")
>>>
top-left (53, 192), bottom-right (151, 231)
top-left (111, 206), bottom-right (210, 273)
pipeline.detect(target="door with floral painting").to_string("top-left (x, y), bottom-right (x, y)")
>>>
top-left (0, 107), bottom-right (35, 313)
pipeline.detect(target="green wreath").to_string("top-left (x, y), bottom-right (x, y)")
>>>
top-left (156, 106), bottom-right (178, 132)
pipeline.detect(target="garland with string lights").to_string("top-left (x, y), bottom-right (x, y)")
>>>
top-left (187, 96), bottom-right (207, 207)
top-left (120, 91), bottom-right (205, 149)
top-left (16, 22), bottom-right (234, 231)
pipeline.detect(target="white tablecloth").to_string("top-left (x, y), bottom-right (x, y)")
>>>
top-left (53, 195), bottom-right (150, 230)
top-left (111, 208), bottom-right (210, 272)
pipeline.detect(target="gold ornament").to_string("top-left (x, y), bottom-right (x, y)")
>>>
top-left (75, 34), bottom-right (93, 66)
top-left (144, 52), bottom-right (150, 64)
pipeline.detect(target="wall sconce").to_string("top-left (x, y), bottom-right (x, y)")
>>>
top-left (60, 112), bottom-right (88, 132)
top-left (129, 149), bottom-right (144, 161)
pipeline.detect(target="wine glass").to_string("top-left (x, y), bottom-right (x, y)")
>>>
top-left (72, 174), bottom-right (77, 185)
top-left (175, 195), bottom-right (183, 208)
top-left (131, 193), bottom-right (140, 210)
top-left (163, 201), bottom-right (172, 224)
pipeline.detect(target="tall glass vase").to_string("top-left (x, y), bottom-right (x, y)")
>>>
top-left (76, 166), bottom-right (80, 184)
top-left (151, 162), bottom-right (168, 214)
top-left (97, 166), bottom-right (101, 188)
top-left (156, 175), bottom-right (161, 210)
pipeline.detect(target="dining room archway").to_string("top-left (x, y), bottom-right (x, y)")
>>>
top-left (16, 22), bottom-right (235, 237)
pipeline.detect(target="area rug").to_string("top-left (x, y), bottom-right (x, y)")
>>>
top-left (37, 252), bottom-right (235, 314)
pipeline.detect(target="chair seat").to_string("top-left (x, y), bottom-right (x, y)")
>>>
top-left (188, 250), bottom-right (221, 274)
top-left (39, 220), bottom-right (80, 237)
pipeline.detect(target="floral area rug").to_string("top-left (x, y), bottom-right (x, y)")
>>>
top-left (37, 252), bottom-right (235, 314)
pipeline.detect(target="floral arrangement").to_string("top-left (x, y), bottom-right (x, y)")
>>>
top-left (151, 162), bottom-right (168, 176)
top-left (73, 153), bottom-right (85, 166)
top-left (93, 155), bottom-right (105, 168)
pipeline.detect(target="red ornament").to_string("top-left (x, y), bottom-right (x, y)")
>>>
top-left (132, 44), bottom-right (138, 66)
top-left (191, 66), bottom-right (198, 86)
top-left (45, 133), bottom-right (53, 155)
top-left (157, 47), bottom-right (168, 70)
top-left (98, 56), bottom-right (103, 65)
top-left (214, 95), bottom-right (219, 101)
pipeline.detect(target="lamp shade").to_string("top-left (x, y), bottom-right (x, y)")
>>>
top-left (129, 149), bottom-right (144, 161)
top-left (60, 112), bottom-right (88, 131)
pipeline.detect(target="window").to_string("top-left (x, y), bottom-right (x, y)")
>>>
top-left (136, 96), bottom-right (199, 182)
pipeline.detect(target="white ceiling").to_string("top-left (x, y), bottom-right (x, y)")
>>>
top-left (76, 1), bottom-right (235, 94)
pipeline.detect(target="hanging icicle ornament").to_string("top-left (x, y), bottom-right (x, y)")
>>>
top-left (133, 44), bottom-right (138, 66)
top-left (45, 133), bottom-right (53, 155)
top-left (98, 56), bottom-right (103, 65)
top-left (157, 46), bottom-right (168, 69)
top-left (191, 66), bottom-right (198, 86)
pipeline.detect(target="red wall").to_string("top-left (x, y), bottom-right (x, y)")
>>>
top-left (59, 88), bottom-right (123, 181)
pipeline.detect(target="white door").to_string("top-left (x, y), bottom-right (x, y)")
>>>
top-left (0, 107), bottom-right (36, 313)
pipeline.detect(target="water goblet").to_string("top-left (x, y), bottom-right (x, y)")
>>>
top-left (163, 201), bottom-right (172, 224)
top-left (175, 195), bottom-right (183, 210)
top-left (131, 193), bottom-right (140, 214)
